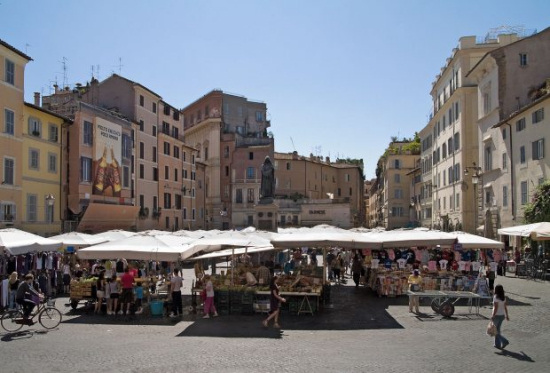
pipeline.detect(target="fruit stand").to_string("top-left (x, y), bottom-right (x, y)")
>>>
top-left (69, 278), bottom-right (97, 309)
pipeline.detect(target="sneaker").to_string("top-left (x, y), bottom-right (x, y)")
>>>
top-left (502, 341), bottom-right (509, 349)
top-left (118, 310), bottom-right (123, 315)
top-left (213, 313), bottom-right (218, 317)
top-left (202, 315), bottom-right (210, 319)
top-left (169, 313), bottom-right (178, 318)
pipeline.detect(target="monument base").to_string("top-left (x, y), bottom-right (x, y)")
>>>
top-left (254, 202), bottom-right (279, 232)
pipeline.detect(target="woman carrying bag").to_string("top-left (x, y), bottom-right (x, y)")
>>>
top-left (491, 284), bottom-right (510, 349)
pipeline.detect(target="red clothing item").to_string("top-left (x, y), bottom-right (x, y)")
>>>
top-left (120, 273), bottom-right (134, 289)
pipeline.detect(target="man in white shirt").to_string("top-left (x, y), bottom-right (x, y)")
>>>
top-left (169, 269), bottom-right (183, 318)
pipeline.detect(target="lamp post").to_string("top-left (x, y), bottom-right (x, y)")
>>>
top-left (463, 163), bottom-right (482, 234)
top-left (45, 194), bottom-right (55, 223)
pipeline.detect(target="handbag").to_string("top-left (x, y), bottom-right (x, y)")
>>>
top-left (486, 321), bottom-right (496, 337)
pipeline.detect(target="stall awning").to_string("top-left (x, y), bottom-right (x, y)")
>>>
top-left (77, 203), bottom-right (139, 233)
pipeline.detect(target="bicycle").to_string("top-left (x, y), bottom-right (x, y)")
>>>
top-left (1, 298), bottom-right (62, 332)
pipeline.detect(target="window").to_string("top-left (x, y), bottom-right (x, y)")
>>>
top-left (183, 169), bottom-right (188, 179)
top-left (249, 152), bottom-right (253, 160)
top-left (256, 111), bottom-right (263, 121)
top-left (516, 118), bottom-right (526, 132)
top-left (3, 158), bottom-right (14, 185)
top-left (163, 193), bottom-right (171, 209)
top-left (28, 149), bottom-right (39, 170)
top-left (483, 92), bottom-right (491, 115)
top-left (532, 108), bottom-right (544, 124)
top-left (164, 105), bottom-right (170, 116)
top-left (455, 193), bottom-right (460, 208)
top-left (454, 163), bottom-right (461, 182)
top-left (442, 143), bottom-right (447, 159)
top-left (519, 53), bottom-right (528, 66)
top-left (27, 194), bottom-right (37, 222)
top-left (204, 146), bottom-right (208, 160)
top-left (165, 217), bottom-right (170, 230)
top-left (139, 164), bottom-right (144, 179)
top-left (48, 153), bottom-right (57, 173)
top-left (224, 185), bottom-right (229, 198)
top-left (197, 109), bottom-right (202, 121)
top-left (224, 146), bottom-right (230, 158)
top-left (204, 106), bottom-right (209, 117)
top-left (172, 127), bottom-right (179, 139)
top-left (247, 188), bottom-right (255, 203)
top-left (48, 125), bottom-right (58, 142)
top-left (152, 102), bottom-right (156, 113)
top-left (503, 186), bottom-right (508, 207)
top-left (80, 157), bottom-right (92, 182)
top-left (163, 141), bottom-right (170, 156)
top-left (521, 181), bottom-right (528, 205)
top-left (502, 128), bottom-right (507, 140)
top-left (5, 59), bottom-right (15, 85)
top-left (502, 153), bottom-right (507, 170)
top-left (394, 189), bottom-right (403, 199)
top-left (1, 202), bottom-right (16, 221)
top-left (173, 111), bottom-right (180, 121)
top-left (192, 208), bottom-right (196, 220)
top-left (164, 165), bottom-right (169, 180)
top-left (83, 121), bottom-right (93, 145)
top-left (139, 120), bottom-right (144, 131)
top-left (391, 207), bottom-right (404, 217)
top-left (28, 117), bottom-right (41, 137)
top-left (225, 166), bottom-right (229, 177)
top-left (520, 146), bottom-right (526, 164)
top-left (175, 194), bottom-right (182, 210)
top-left (448, 138), bottom-right (453, 153)
top-left (453, 132), bottom-right (460, 151)
top-left (286, 162), bottom-right (291, 170)
top-left (394, 159), bottom-right (400, 169)
top-left (394, 174), bottom-right (401, 183)
top-left (153, 167), bottom-right (158, 181)
top-left (152, 147), bottom-right (157, 162)
top-left (246, 167), bottom-right (255, 179)
top-left (139, 142), bottom-right (145, 159)
top-left (123, 166), bottom-right (129, 188)
top-left (484, 146), bottom-right (492, 171)
top-left (153, 196), bottom-right (158, 211)
top-left (223, 103), bottom-right (229, 115)
top-left (4, 109), bottom-right (15, 135)
top-left (173, 146), bottom-right (179, 159)
top-left (532, 139), bottom-right (545, 160)
top-left (152, 125), bottom-right (157, 137)
top-left (174, 169), bottom-right (178, 182)
top-left (236, 189), bottom-right (243, 204)
top-left (139, 95), bottom-right (144, 106)
top-left (122, 135), bottom-right (132, 159)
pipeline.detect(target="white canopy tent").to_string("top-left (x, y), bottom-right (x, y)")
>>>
top-left (77, 231), bottom-right (195, 261)
top-left (49, 232), bottom-right (108, 247)
top-left (272, 225), bottom-right (383, 249)
top-left (0, 228), bottom-right (62, 255)
top-left (92, 229), bottom-right (137, 242)
top-left (189, 245), bottom-right (276, 261)
top-left (447, 231), bottom-right (504, 249)
top-left (365, 228), bottom-right (458, 248)
top-left (498, 222), bottom-right (550, 241)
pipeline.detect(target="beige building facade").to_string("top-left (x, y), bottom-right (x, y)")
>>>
top-left (469, 27), bottom-right (550, 235)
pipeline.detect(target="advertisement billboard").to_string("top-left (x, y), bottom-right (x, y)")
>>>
top-left (93, 118), bottom-right (122, 196)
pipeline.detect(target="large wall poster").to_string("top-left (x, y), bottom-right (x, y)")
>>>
top-left (93, 118), bottom-right (122, 196)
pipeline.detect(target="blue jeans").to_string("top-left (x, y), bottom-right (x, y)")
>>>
top-left (9, 291), bottom-right (16, 309)
top-left (493, 315), bottom-right (509, 348)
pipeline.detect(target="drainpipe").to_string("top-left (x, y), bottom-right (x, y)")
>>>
top-left (504, 122), bottom-right (515, 220)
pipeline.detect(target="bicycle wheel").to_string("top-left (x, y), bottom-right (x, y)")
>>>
top-left (1, 309), bottom-right (24, 332)
top-left (39, 307), bottom-right (62, 329)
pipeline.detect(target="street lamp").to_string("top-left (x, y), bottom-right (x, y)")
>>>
top-left (45, 194), bottom-right (55, 223)
top-left (463, 163), bottom-right (482, 233)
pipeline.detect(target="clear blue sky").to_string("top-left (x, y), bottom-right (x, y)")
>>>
top-left (2, 0), bottom-right (549, 179)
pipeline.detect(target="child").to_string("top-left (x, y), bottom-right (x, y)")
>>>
top-left (134, 282), bottom-right (144, 315)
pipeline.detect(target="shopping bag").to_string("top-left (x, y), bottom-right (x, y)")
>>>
top-left (486, 321), bottom-right (496, 337)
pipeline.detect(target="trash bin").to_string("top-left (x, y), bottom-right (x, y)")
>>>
top-left (150, 301), bottom-right (164, 316)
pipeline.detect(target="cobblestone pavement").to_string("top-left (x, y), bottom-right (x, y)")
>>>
top-left (1, 270), bottom-right (548, 373)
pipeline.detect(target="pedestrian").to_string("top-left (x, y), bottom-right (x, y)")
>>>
top-left (351, 255), bottom-right (363, 287)
top-left (486, 267), bottom-right (496, 294)
top-left (94, 271), bottom-right (106, 314)
top-left (62, 260), bottom-right (71, 294)
top-left (256, 261), bottom-right (271, 286)
top-left (491, 284), bottom-right (510, 349)
top-left (8, 271), bottom-right (19, 310)
top-left (262, 275), bottom-right (286, 328)
top-left (310, 250), bottom-right (318, 267)
top-left (326, 250), bottom-right (335, 280)
top-left (202, 275), bottom-right (218, 318)
top-left (407, 269), bottom-right (422, 313)
top-left (107, 273), bottom-right (120, 315)
top-left (332, 253), bottom-right (343, 283)
top-left (134, 282), bottom-right (144, 314)
top-left (169, 268), bottom-right (183, 318)
top-left (120, 267), bottom-right (135, 315)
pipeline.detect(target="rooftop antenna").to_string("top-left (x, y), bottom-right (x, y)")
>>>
top-left (25, 43), bottom-right (30, 54)
top-left (61, 57), bottom-right (68, 88)
top-left (118, 57), bottom-right (123, 75)
top-left (290, 137), bottom-right (296, 152)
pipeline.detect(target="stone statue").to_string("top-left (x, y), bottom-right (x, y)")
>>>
top-left (260, 156), bottom-right (275, 201)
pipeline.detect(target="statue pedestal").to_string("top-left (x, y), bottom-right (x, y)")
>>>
top-left (254, 201), bottom-right (279, 232)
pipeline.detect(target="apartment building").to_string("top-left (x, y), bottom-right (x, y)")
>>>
top-left (21, 100), bottom-right (69, 236)
top-left (468, 27), bottom-right (550, 235)
top-left (419, 32), bottom-right (523, 234)
top-left (374, 142), bottom-right (420, 230)
top-left (1, 39), bottom-right (32, 229)
top-left (183, 90), bottom-right (274, 230)
top-left (274, 152), bottom-right (364, 228)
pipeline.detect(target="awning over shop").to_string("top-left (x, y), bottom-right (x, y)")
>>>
top-left (77, 203), bottom-right (140, 233)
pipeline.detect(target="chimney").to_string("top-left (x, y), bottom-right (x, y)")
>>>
top-left (34, 92), bottom-right (40, 106)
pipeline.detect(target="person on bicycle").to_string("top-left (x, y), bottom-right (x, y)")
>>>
top-left (15, 274), bottom-right (42, 322)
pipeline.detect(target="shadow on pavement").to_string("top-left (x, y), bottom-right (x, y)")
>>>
top-left (495, 349), bottom-right (535, 362)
